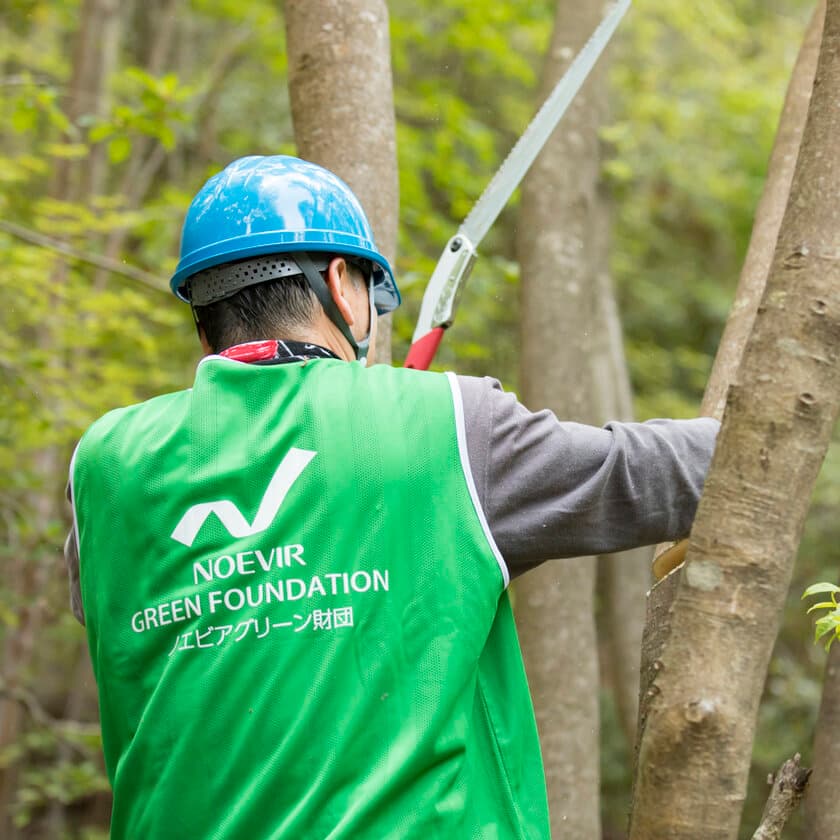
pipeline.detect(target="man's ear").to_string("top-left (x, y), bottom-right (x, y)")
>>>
top-left (325, 257), bottom-right (356, 326)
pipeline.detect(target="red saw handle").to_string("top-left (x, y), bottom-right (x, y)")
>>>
top-left (404, 327), bottom-right (446, 370)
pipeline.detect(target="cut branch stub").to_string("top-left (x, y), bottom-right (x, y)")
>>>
top-left (751, 754), bottom-right (811, 840)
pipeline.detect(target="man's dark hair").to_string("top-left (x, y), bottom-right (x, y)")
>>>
top-left (194, 257), bottom-right (369, 352)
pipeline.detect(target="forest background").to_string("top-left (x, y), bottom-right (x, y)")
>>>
top-left (1, 0), bottom-right (837, 837)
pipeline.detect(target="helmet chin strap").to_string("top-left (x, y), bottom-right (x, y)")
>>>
top-left (353, 287), bottom-right (377, 367)
top-left (294, 252), bottom-right (374, 365)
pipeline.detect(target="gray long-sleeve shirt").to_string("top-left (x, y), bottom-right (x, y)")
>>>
top-left (457, 376), bottom-right (718, 574)
top-left (65, 373), bottom-right (719, 624)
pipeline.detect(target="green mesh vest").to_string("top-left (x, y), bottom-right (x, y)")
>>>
top-left (72, 357), bottom-right (549, 839)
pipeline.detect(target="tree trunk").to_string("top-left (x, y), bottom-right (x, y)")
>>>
top-left (790, 17), bottom-right (840, 840)
top-left (628, 2), bottom-right (840, 836)
top-left (599, 551), bottom-right (649, 749)
top-left (514, 2), bottom-right (608, 836)
top-left (284, 0), bottom-right (398, 363)
top-left (805, 630), bottom-right (840, 838)
top-left (633, 0), bottom-right (825, 793)
top-left (593, 202), bottom-right (650, 752)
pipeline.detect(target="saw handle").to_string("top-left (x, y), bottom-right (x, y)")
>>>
top-left (404, 328), bottom-right (446, 370)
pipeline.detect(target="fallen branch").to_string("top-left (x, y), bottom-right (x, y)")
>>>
top-left (751, 754), bottom-right (811, 840)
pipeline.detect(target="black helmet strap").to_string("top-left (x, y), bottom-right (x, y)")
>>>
top-left (294, 252), bottom-right (372, 364)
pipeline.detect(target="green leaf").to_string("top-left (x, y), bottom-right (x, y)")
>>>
top-left (11, 106), bottom-right (37, 134)
top-left (88, 123), bottom-right (114, 143)
top-left (107, 135), bottom-right (132, 164)
top-left (806, 601), bottom-right (839, 614)
top-left (802, 582), bottom-right (840, 599)
top-left (814, 615), bottom-right (839, 644)
top-left (42, 142), bottom-right (90, 160)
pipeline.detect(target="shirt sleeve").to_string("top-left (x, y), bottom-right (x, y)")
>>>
top-left (65, 482), bottom-right (85, 626)
top-left (457, 374), bottom-right (720, 578)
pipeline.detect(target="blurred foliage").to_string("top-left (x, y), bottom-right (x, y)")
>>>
top-left (0, 0), bottom-right (834, 836)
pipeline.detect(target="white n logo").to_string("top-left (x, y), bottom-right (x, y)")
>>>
top-left (170, 448), bottom-right (317, 547)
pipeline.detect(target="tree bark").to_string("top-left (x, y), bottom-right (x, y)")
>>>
top-left (634, 0), bottom-right (825, 790)
top-left (628, 2), bottom-right (840, 836)
top-left (637, 0), bottom-right (824, 780)
top-left (514, 2), bottom-right (608, 836)
top-left (284, 0), bottom-right (398, 363)
top-left (805, 636), bottom-right (840, 838)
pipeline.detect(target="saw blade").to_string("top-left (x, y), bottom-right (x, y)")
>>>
top-left (461, 0), bottom-right (631, 246)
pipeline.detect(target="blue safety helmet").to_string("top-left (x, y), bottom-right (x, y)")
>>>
top-left (170, 155), bottom-right (400, 315)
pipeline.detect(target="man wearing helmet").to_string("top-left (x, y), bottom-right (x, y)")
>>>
top-left (67, 155), bottom-right (718, 839)
top-left (170, 156), bottom-right (400, 365)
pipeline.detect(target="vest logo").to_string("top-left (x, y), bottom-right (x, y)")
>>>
top-left (170, 448), bottom-right (317, 547)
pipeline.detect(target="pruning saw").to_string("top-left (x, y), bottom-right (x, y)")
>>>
top-left (404, 0), bottom-right (632, 369)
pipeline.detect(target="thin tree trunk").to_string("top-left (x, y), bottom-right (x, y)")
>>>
top-left (593, 204), bottom-right (650, 752)
top-left (787, 15), bottom-right (840, 839)
top-left (84, 0), bottom-right (121, 200)
top-left (284, 0), bottom-right (398, 363)
top-left (599, 550), bottom-right (649, 749)
top-left (514, 1), bottom-right (608, 835)
top-left (633, 0), bottom-right (825, 792)
top-left (91, 0), bottom-right (188, 289)
top-left (50, 0), bottom-right (102, 201)
top-left (805, 630), bottom-right (840, 838)
top-left (628, 3), bottom-right (840, 836)
top-left (84, 0), bottom-right (122, 297)
top-left (0, 1), bottom-right (119, 832)
top-left (46, 642), bottom-right (100, 834)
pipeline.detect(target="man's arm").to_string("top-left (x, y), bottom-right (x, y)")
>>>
top-left (457, 375), bottom-right (719, 578)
